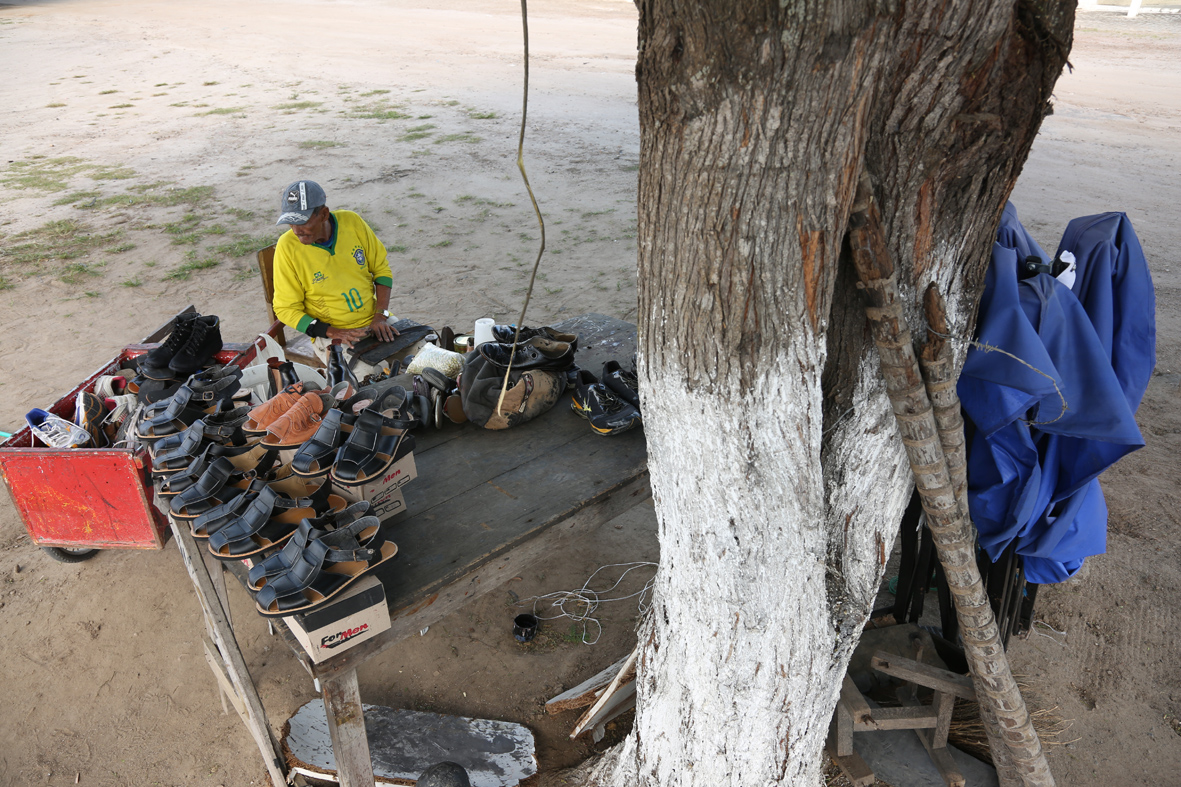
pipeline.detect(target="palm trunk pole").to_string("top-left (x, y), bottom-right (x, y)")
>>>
top-left (848, 171), bottom-right (1054, 787)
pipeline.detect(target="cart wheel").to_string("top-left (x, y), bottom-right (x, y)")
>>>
top-left (41, 546), bottom-right (99, 563)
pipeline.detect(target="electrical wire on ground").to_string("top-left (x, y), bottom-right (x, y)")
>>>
top-left (517, 562), bottom-right (658, 645)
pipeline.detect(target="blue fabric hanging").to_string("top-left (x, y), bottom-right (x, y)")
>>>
top-left (958, 204), bottom-right (1154, 583)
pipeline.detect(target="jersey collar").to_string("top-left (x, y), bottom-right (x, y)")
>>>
top-left (311, 212), bottom-right (339, 255)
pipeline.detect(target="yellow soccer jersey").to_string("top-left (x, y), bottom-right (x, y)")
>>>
top-left (272, 210), bottom-right (395, 332)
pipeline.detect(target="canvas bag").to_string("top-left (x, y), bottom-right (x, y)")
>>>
top-left (458, 350), bottom-right (565, 430)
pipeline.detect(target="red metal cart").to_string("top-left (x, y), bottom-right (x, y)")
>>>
top-left (0, 308), bottom-right (262, 562)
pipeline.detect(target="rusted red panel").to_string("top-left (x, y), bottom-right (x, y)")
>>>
top-left (0, 448), bottom-right (166, 549)
top-left (0, 337), bottom-right (262, 551)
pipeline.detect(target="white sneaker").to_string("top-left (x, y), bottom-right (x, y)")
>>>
top-left (94, 375), bottom-right (129, 399)
top-left (26, 409), bottom-right (92, 448)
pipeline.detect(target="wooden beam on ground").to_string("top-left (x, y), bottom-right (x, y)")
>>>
top-left (571, 646), bottom-right (638, 739)
top-left (546, 653), bottom-right (632, 714)
top-left (825, 717), bottom-right (875, 787)
top-left (170, 518), bottom-right (287, 787)
top-left (871, 651), bottom-right (976, 700)
top-left (841, 674), bottom-right (874, 725)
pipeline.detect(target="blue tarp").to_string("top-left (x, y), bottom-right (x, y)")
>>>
top-left (958, 204), bottom-right (1155, 583)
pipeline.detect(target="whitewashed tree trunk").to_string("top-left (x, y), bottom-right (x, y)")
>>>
top-left (575, 0), bottom-right (1075, 785)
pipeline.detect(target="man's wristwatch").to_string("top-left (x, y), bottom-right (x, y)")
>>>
top-left (376, 309), bottom-right (392, 319)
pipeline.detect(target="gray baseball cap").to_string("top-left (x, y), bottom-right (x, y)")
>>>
top-left (276, 180), bottom-right (326, 225)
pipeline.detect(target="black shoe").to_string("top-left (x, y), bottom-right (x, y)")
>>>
top-left (570, 369), bottom-right (641, 436)
top-left (478, 336), bottom-right (575, 371)
top-left (169, 315), bottom-right (224, 376)
top-left (141, 313), bottom-right (200, 369)
top-left (601, 360), bottom-right (640, 411)
top-left (490, 324), bottom-right (578, 351)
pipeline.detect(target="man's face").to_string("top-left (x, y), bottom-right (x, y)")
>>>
top-left (290, 206), bottom-right (331, 245)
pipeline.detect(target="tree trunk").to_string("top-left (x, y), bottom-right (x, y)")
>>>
top-left (580, 0), bottom-right (1074, 784)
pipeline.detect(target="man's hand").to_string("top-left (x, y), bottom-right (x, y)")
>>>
top-left (326, 325), bottom-right (370, 347)
top-left (368, 315), bottom-right (401, 343)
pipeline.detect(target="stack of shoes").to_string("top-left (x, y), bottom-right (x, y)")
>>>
top-left (570, 358), bottom-right (642, 436)
top-left (247, 501), bottom-right (400, 618)
top-left (133, 364), bottom-right (246, 444)
top-left (327, 386), bottom-right (420, 484)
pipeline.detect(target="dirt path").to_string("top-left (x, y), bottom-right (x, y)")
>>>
top-left (1, 3), bottom-right (1178, 786)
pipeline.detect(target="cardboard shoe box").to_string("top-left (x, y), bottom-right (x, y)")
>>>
top-left (285, 575), bottom-right (390, 663)
top-left (331, 450), bottom-right (417, 520)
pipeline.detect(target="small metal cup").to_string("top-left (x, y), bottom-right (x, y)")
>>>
top-left (513, 614), bottom-right (539, 643)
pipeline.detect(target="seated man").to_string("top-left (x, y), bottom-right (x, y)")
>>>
top-left (271, 179), bottom-right (406, 378)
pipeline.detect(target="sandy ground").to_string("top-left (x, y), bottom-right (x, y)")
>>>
top-left (0, 2), bottom-right (1178, 786)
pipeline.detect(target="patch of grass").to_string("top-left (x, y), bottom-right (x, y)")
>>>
top-left (110, 242), bottom-right (136, 253)
top-left (46, 102), bottom-right (66, 108)
top-left (96, 184), bottom-right (213, 208)
top-left (407, 191), bottom-right (425, 198)
top-left (399, 128), bottom-right (434, 142)
top-left (60, 262), bottom-right (104, 284)
top-left (152, 92), bottom-right (167, 97)
top-left (165, 256), bottom-right (221, 280)
top-left (360, 89), bottom-right (390, 96)
top-left (226, 207), bottom-right (255, 221)
top-left (454, 195), bottom-right (475, 204)
top-left (211, 234), bottom-right (275, 257)
top-left (122, 277), bottom-right (142, 287)
top-left (467, 109), bottom-right (497, 119)
top-left (154, 83), bottom-right (168, 87)
top-left (1, 156), bottom-right (90, 192)
top-left (389, 244), bottom-right (409, 253)
top-left (99, 89), bottom-right (118, 95)
top-left (416, 114), bottom-right (433, 119)
top-left (0, 276), bottom-right (13, 291)
top-left (273, 100), bottom-right (322, 110)
top-left (109, 103), bottom-right (133, 109)
top-left (196, 106), bottom-right (246, 115)
top-left (0, 219), bottom-right (125, 269)
top-left (233, 265), bottom-right (258, 282)
top-left (299, 140), bottom-right (344, 150)
top-left (84, 290), bottom-right (100, 297)
top-left (434, 133), bottom-right (481, 145)
top-left (203, 80), bottom-right (220, 86)
top-left (429, 240), bottom-right (453, 248)
top-left (169, 101), bottom-right (190, 107)
top-left (582, 208), bottom-right (616, 218)
top-left (53, 190), bottom-right (101, 206)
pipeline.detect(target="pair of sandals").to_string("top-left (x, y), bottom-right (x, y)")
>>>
top-left (246, 501), bottom-right (399, 618)
top-left (134, 365), bottom-right (245, 443)
top-left (190, 472), bottom-right (347, 561)
top-left (290, 385), bottom-right (425, 485)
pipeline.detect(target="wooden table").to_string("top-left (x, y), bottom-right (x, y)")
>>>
top-left (178, 313), bottom-right (650, 787)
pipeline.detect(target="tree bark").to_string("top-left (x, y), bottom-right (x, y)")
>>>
top-left (580, 0), bottom-right (1074, 784)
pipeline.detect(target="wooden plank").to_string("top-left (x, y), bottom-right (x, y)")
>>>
top-left (870, 651), bottom-right (976, 700)
top-left (571, 646), bottom-right (638, 739)
top-left (932, 690), bottom-right (955, 748)
top-left (321, 669), bottom-right (374, 787)
top-left (203, 636), bottom-right (247, 718)
top-left (841, 674), bottom-right (874, 725)
top-left (854, 705), bottom-right (940, 731)
top-left (897, 687), bottom-right (966, 787)
top-left (834, 698), bottom-right (854, 757)
top-left (825, 726), bottom-right (876, 787)
top-left (169, 518), bottom-right (287, 787)
top-left (309, 474), bottom-right (651, 681)
top-left (546, 653), bottom-right (632, 714)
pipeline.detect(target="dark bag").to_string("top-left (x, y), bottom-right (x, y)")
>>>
top-left (458, 350), bottom-right (565, 430)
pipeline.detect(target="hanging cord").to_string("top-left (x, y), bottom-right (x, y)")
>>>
top-left (928, 329), bottom-right (1068, 426)
top-left (518, 562), bottom-right (658, 645)
top-left (496, 0), bottom-right (547, 416)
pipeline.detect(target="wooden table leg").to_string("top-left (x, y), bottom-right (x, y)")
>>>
top-left (321, 668), bottom-right (374, 787)
top-left (170, 518), bottom-right (287, 787)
